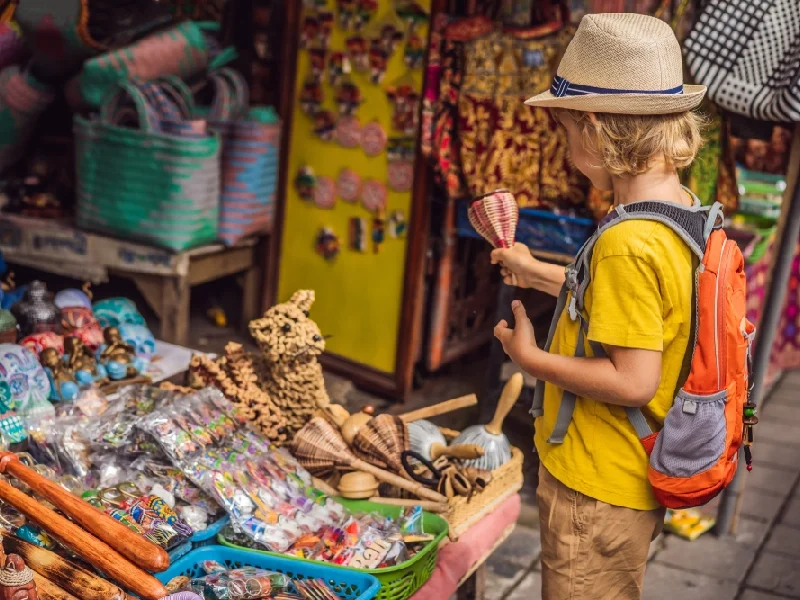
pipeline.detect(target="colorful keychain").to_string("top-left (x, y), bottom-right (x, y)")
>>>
top-left (295, 167), bottom-right (317, 201)
top-left (312, 110), bottom-right (337, 141)
top-left (314, 176), bottom-right (336, 209)
top-left (361, 179), bottom-right (388, 213)
top-left (335, 116), bottom-right (362, 148)
top-left (361, 121), bottom-right (388, 156)
top-left (337, 168), bottom-right (362, 202)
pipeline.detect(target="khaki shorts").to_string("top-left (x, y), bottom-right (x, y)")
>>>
top-left (537, 464), bottom-right (665, 600)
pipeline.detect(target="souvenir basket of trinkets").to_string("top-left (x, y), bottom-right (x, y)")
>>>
top-left (218, 499), bottom-right (449, 600)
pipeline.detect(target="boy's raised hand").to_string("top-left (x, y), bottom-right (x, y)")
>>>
top-left (490, 243), bottom-right (537, 288)
top-left (494, 300), bottom-right (537, 366)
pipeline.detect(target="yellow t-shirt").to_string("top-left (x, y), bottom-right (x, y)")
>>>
top-left (535, 219), bottom-right (693, 510)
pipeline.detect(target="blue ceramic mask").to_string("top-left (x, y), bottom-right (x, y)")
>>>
top-left (54, 289), bottom-right (93, 309)
top-left (118, 323), bottom-right (156, 360)
top-left (92, 298), bottom-right (146, 328)
top-left (0, 344), bottom-right (53, 421)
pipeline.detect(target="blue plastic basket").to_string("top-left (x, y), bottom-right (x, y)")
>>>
top-left (457, 200), bottom-right (595, 257)
top-left (190, 515), bottom-right (230, 547)
top-left (156, 545), bottom-right (381, 600)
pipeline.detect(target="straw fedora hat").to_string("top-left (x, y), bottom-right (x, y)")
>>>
top-left (525, 13), bottom-right (706, 115)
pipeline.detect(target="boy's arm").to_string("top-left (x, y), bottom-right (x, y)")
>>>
top-left (495, 302), bottom-right (662, 407)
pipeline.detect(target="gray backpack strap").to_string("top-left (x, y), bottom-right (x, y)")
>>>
top-left (530, 283), bottom-right (569, 418)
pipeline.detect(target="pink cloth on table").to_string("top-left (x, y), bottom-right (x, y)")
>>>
top-left (410, 494), bottom-right (522, 600)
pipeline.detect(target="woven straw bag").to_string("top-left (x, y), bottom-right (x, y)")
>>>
top-left (74, 80), bottom-right (220, 252)
top-left (203, 68), bottom-right (280, 246)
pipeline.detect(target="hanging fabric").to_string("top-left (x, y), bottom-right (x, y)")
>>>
top-left (685, 0), bottom-right (800, 122)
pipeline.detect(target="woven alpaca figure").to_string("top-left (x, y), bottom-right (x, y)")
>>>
top-left (190, 342), bottom-right (289, 444)
top-left (249, 290), bottom-right (330, 436)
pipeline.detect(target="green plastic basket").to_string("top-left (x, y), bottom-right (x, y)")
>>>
top-left (218, 499), bottom-right (448, 600)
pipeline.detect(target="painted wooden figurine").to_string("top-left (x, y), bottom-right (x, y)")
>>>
top-left (64, 337), bottom-right (107, 387)
top-left (97, 327), bottom-right (146, 380)
top-left (0, 554), bottom-right (38, 600)
top-left (39, 348), bottom-right (79, 402)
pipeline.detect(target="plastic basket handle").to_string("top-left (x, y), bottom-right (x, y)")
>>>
top-left (209, 67), bottom-right (249, 121)
top-left (154, 75), bottom-right (197, 118)
top-left (99, 80), bottom-right (158, 132)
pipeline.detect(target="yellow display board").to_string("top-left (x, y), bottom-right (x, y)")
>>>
top-left (278, 1), bottom-right (430, 376)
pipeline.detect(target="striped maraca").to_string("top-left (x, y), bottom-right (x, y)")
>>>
top-left (468, 190), bottom-right (520, 285)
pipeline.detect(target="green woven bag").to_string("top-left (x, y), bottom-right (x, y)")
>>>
top-left (75, 80), bottom-right (221, 252)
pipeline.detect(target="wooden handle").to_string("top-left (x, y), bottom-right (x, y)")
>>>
top-left (485, 372), bottom-right (523, 435)
top-left (0, 454), bottom-right (169, 572)
top-left (0, 479), bottom-right (168, 600)
top-left (399, 394), bottom-right (478, 423)
top-left (32, 570), bottom-right (81, 600)
top-left (4, 535), bottom-right (128, 600)
top-left (430, 443), bottom-right (486, 461)
top-left (367, 497), bottom-right (448, 513)
top-left (350, 458), bottom-right (448, 504)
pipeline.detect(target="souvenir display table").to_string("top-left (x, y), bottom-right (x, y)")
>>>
top-left (0, 214), bottom-right (261, 346)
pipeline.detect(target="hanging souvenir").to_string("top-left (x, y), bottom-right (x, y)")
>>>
top-left (396, 1), bottom-right (429, 34)
top-left (300, 77), bottom-right (324, 114)
top-left (329, 52), bottom-right (351, 86)
top-left (335, 80), bottom-right (364, 115)
top-left (368, 40), bottom-right (390, 84)
top-left (387, 138), bottom-right (416, 192)
top-left (349, 218), bottom-right (368, 252)
top-left (361, 179), bottom-right (388, 213)
top-left (303, 0), bottom-right (328, 8)
top-left (309, 49), bottom-right (328, 82)
top-left (319, 12), bottom-right (335, 48)
top-left (313, 110), bottom-right (337, 141)
top-left (295, 167), bottom-right (317, 201)
top-left (404, 33), bottom-right (425, 69)
top-left (361, 121), bottom-right (388, 156)
top-left (346, 36), bottom-right (369, 71)
top-left (377, 23), bottom-right (404, 55)
top-left (338, 168), bottom-right (362, 202)
top-left (355, 0), bottom-right (379, 30)
top-left (337, 0), bottom-right (358, 29)
top-left (388, 211), bottom-right (407, 238)
top-left (372, 213), bottom-right (386, 253)
top-left (300, 14), bottom-right (320, 49)
top-left (315, 228), bottom-right (340, 261)
top-left (314, 176), bottom-right (336, 209)
top-left (386, 76), bottom-right (420, 136)
top-left (335, 116), bottom-right (362, 148)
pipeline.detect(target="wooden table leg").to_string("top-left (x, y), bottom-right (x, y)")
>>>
top-left (458, 564), bottom-right (487, 600)
top-left (240, 264), bottom-right (262, 331)
top-left (160, 275), bottom-right (190, 346)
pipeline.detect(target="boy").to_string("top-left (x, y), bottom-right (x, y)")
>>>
top-left (491, 13), bottom-right (707, 599)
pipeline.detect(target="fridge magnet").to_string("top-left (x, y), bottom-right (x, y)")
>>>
top-left (338, 168), bottom-right (362, 202)
top-left (337, 0), bottom-right (358, 29)
top-left (377, 22), bottom-right (405, 55)
top-left (361, 121), bottom-right (388, 156)
top-left (300, 14), bottom-right (320, 49)
top-left (404, 33), bottom-right (425, 69)
top-left (335, 80), bottom-right (364, 115)
top-left (368, 41), bottom-right (390, 84)
top-left (314, 176), bottom-right (337, 209)
top-left (346, 35), bottom-right (369, 71)
top-left (315, 228), bottom-right (340, 261)
top-left (371, 213), bottom-right (386, 253)
top-left (303, 0), bottom-right (328, 8)
top-left (295, 167), bottom-right (317, 201)
top-left (349, 217), bottom-right (368, 252)
top-left (309, 49), bottom-right (328, 82)
top-left (319, 12), bottom-right (335, 48)
top-left (387, 136), bottom-right (415, 191)
top-left (361, 179), bottom-right (388, 213)
top-left (300, 78), bottom-right (324, 114)
top-left (335, 115), bottom-right (362, 148)
top-left (355, 0), bottom-right (379, 30)
top-left (329, 51), bottom-right (351, 86)
top-left (386, 79), bottom-right (420, 136)
top-left (388, 210), bottom-right (407, 238)
top-left (396, 1), bottom-right (430, 34)
top-left (313, 110), bottom-right (337, 141)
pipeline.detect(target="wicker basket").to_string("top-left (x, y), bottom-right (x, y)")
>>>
top-left (440, 427), bottom-right (524, 540)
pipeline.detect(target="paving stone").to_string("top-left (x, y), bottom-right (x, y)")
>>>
top-left (484, 526), bottom-right (541, 598)
top-left (761, 404), bottom-right (800, 425)
top-left (755, 418), bottom-right (800, 447)
top-left (765, 524), bottom-right (800, 559)
top-left (747, 464), bottom-right (800, 498)
top-left (643, 562), bottom-right (738, 600)
top-left (506, 571), bottom-right (542, 600)
top-left (782, 495), bottom-right (800, 528)
top-left (750, 442), bottom-right (800, 472)
top-left (655, 518), bottom-right (766, 583)
top-left (740, 589), bottom-right (797, 600)
top-left (748, 551), bottom-right (800, 597)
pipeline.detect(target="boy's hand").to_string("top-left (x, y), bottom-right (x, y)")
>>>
top-left (491, 243), bottom-right (538, 288)
top-left (494, 300), bottom-right (538, 366)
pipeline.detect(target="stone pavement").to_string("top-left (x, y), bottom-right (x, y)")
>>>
top-left (482, 371), bottom-right (800, 600)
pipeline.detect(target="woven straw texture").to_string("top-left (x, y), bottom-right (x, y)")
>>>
top-left (74, 80), bottom-right (220, 252)
top-left (468, 190), bottom-right (519, 249)
top-left (293, 417), bottom-right (359, 477)
top-left (525, 13), bottom-right (705, 114)
top-left (351, 414), bottom-right (410, 477)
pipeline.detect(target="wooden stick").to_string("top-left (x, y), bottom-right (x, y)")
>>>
top-left (3, 536), bottom-right (127, 600)
top-left (0, 453), bottom-right (169, 572)
top-left (32, 570), bottom-right (81, 600)
top-left (0, 480), bottom-right (167, 600)
top-left (430, 443), bottom-right (485, 461)
top-left (367, 497), bottom-right (448, 513)
top-left (350, 457), bottom-right (448, 504)
top-left (399, 394), bottom-right (477, 423)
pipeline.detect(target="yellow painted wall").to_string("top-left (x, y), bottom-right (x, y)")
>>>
top-left (278, 0), bottom-right (431, 375)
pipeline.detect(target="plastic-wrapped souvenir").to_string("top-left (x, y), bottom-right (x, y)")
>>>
top-left (19, 332), bottom-right (64, 356)
top-left (61, 307), bottom-right (104, 351)
top-left (118, 324), bottom-right (156, 360)
top-left (0, 344), bottom-right (53, 424)
top-left (39, 348), bottom-right (79, 402)
top-left (92, 298), bottom-right (146, 328)
top-left (64, 337), bottom-right (108, 387)
top-left (191, 565), bottom-right (291, 600)
top-left (96, 327), bottom-right (147, 380)
top-left (11, 282), bottom-right (60, 337)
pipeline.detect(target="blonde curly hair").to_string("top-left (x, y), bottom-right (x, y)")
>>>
top-left (554, 109), bottom-right (706, 178)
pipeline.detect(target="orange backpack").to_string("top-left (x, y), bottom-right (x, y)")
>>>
top-left (531, 196), bottom-right (757, 509)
